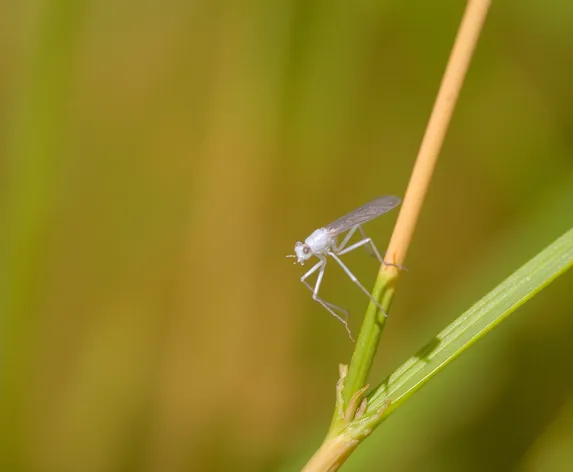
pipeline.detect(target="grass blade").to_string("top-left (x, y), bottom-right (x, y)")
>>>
top-left (366, 228), bottom-right (573, 416)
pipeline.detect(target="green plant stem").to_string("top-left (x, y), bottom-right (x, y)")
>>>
top-left (342, 272), bottom-right (395, 403)
top-left (328, 271), bottom-right (396, 434)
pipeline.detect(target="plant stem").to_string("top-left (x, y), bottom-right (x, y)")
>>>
top-left (301, 436), bottom-right (359, 472)
top-left (306, 2), bottom-right (492, 470)
top-left (383, 0), bottom-right (492, 270)
top-left (339, 0), bottom-right (492, 411)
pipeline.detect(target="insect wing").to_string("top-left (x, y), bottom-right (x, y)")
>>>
top-left (325, 195), bottom-right (401, 236)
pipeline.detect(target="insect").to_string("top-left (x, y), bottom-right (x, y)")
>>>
top-left (288, 195), bottom-right (401, 340)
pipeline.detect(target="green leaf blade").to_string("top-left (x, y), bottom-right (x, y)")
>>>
top-left (367, 228), bottom-right (573, 416)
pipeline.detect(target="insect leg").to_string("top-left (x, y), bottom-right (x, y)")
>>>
top-left (300, 259), bottom-right (323, 281)
top-left (301, 258), bottom-right (353, 341)
top-left (357, 225), bottom-right (377, 258)
top-left (337, 232), bottom-right (405, 269)
top-left (328, 251), bottom-right (388, 317)
top-left (336, 236), bottom-right (382, 263)
top-left (333, 225), bottom-right (358, 252)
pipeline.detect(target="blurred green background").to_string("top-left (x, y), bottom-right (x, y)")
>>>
top-left (2, 1), bottom-right (573, 471)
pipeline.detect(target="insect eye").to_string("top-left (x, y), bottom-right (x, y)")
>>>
top-left (303, 246), bottom-right (310, 254)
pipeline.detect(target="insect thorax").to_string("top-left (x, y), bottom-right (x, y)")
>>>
top-left (305, 228), bottom-right (334, 255)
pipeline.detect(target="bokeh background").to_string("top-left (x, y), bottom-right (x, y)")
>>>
top-left (2, 1), bottom-right (573, 471)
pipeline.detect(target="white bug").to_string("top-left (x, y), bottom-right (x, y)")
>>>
top-left (288, 195), bottom-right (401, 340)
